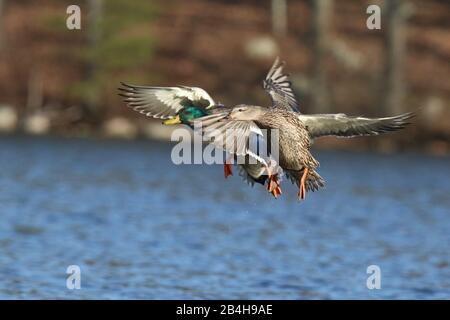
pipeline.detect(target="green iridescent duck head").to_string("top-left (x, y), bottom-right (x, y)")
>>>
top-left (163, 106), bottom-right (209, 126)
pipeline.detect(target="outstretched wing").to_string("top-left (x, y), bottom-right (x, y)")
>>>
top-left (193, 112), bottom-right (270, 166)
top-left (263, 57), bottom-right (300, 112)
top-left (118, 83), bottom-right (215, 120)
top-left (298, 112), bottom-right (414, 139)
top-left (196, 112), bottom-right (262, 156)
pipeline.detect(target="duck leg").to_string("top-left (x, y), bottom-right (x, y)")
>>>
top-left (224, 155), bottom-right (233, 178)
top-left (264, 161), bottom-right (282, 198)
top-left (267, 174), bottom-right (282, 198)
top-left (298, 167), bottom-right (309, 200)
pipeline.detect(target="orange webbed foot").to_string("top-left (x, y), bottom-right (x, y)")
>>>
top-left (267, 174), bottom-right (282, 199)
top-left (271, 185), bottom-right (282, 199)
top-left (224, 163), bottom-right (233, 178)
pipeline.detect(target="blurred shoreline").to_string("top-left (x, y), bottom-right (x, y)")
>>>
top-left (0, 0), bottom-right (449, 156)
top-left (1, 121), bottom-right (449, 157)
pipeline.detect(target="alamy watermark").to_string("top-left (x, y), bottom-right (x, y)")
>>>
top-left (366, 4), bottom-right (381, 30)
top-left (169, 123), bottom-right (280, 167)
top-left (66, 5), bottom-right (81, 30)
top-left (66, 265), bottom-right (81, 290)
top-left (366, 265), bottom-right (381, 290)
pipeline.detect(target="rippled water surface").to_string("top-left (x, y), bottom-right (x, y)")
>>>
top-left (0, 136), bottom-right (449, 299)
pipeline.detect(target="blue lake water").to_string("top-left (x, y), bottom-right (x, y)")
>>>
top-left (0, 135), bottom-right (449, 299)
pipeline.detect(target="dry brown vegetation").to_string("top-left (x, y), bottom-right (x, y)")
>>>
top-left (0, 0), bottom-right (449, 153)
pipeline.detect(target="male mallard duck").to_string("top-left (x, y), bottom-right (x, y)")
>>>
top-left (118, 83), bottom-right (282, 197)
top-left (195, 58), bottom-right (414, 200)
top-left (117, 58), bottom-right (312, 197)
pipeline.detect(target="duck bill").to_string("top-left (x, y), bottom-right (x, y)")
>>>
top-left (163, 115), bottom-right (181, 125)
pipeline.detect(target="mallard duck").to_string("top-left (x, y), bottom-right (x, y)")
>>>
top-left (117, 58), bottom-right (312, 197)
top-left (118, 83), bottom-right (283, 197)
top-left (194, 58), bottom-right (414, 200)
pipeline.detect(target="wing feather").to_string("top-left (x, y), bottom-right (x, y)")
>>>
top-left (118, 83), bottom-right (215, 120)
top-left (263, 57), bottom-right (300, 112)
top-left (299, 112), bottom-right (414, 138)
top-left (192, 112), bottom-right (269, 165)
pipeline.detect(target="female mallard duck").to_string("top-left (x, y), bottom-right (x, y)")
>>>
top-left (198, 105), bottom-right (325, 200)
top-left (194, 58), bottom-right (414, 200)
top-left (118, 83), bottom-right (283, 197)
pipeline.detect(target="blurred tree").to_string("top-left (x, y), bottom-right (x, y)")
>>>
top-left (0, 0), bottom-right (4, 51)
top-left (383, 0), bottom-right (412, 115)
top-left (84, 0), bottom-right (103, 118)
top-left (87, 0), bottom-right (103, 74)
top-left (271, 0), bottom-right (287, 38)
top-left (70, 0), bottom-right (158, 120)
top-left (312, 0), bottom-right (333, 113)
top-left (26, 67), bottom-right (43, 112)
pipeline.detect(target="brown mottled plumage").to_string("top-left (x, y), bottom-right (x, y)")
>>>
top-left (256, 109), bottom-right (325, 195)
top-left (197, 105), bottom-right (324, 199)
top-left (256, 109), bottom-right (319, 171)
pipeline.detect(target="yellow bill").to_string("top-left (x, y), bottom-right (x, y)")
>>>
top-left (163, 115), bottom-right (181, 125)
